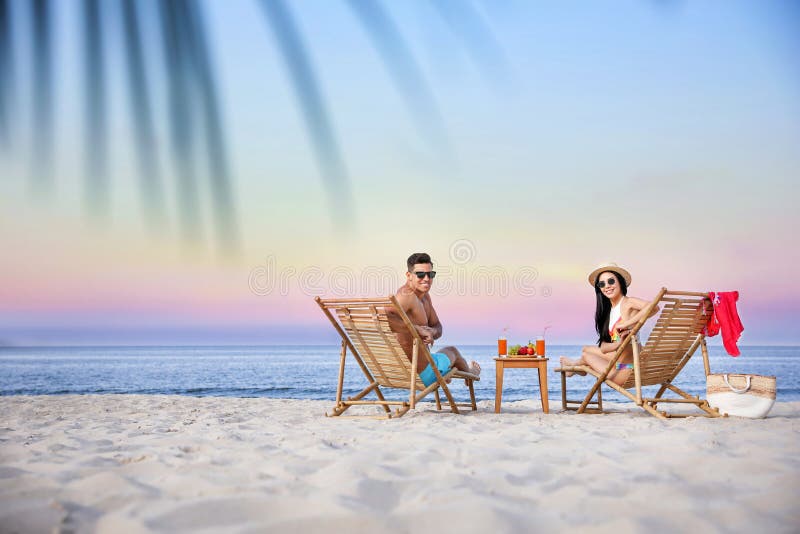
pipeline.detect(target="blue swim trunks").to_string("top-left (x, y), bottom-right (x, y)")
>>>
top-left (419, 352), bottom-right (452, 387)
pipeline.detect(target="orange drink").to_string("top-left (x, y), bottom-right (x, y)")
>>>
top-left (498, 337), bottom-right (507, 356)
top-left (536, 337), bottom-right (545, 357)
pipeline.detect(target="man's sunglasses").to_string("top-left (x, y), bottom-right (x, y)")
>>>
top-left (597, 278), bottom-right (616, 289)
top-left (414, 271), bottom-right (436, 280)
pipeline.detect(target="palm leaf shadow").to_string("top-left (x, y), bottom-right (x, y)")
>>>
top-left (121, 0), bottom-right (167, 228)
top-left (0, 0), bottom-right (12, 146)
top-left (159, 0), bottom-right (203, 243)
top-left (30, 0), bottom-right (53, 186)
top-left (346, 0), bottom-right (447, 148)
top-left (4, 0), bottom-right (514, 247)
top-left (258, 0), bottom-right (354, 229)
top-left (432, 0), bottom-right (511, 84)
top-left (83, 0), bottom-right (108, 214)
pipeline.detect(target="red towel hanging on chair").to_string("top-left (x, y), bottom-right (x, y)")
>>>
top-left (705, 291), bottom-right (744, 356)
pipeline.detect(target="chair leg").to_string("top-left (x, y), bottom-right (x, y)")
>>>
top-left (697, 401), bottom-right (722, 417)
top-left (641, 401), bottom-right (668, 419)
top-left (468, 379), bottom-right (477, 411)
top-left (578, 375), bottom-right (605, 413)
top-left (659, 383), bottom-right (722, 418)
top-left (328, 382), bottom-right (380, 417)
top-left (597, 383), bottom-right (603, 411)
top-left (438, 379), bottom-right (460, 414)
top-left (393, 404), bottom-right (412, 418)
top-left (434, 388), bottom-right (442, 410)
top-left (558, 369), bottom-right (605, 413)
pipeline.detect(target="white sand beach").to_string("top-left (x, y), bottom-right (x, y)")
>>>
top-left (1, 395), bottom-right (798, 533)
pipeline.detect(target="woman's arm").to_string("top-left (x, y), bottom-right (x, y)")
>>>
top-left (616, 297), bottom-right (660, 331)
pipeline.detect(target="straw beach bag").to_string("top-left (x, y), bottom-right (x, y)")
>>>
top-left (707, 374), bottom-right (776, 418)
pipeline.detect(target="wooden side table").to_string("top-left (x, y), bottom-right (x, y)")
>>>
top-left (494, 357), bottom-right (549, 413)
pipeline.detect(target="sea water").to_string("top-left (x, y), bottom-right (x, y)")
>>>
top-left (1, 345), bottom-right (797, 403)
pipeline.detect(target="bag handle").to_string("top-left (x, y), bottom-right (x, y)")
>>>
top-left (723, 374), bottom-right (751, 394)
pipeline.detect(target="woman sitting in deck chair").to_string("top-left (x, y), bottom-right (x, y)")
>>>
top-left (560, 262), bottom-right (659, 385)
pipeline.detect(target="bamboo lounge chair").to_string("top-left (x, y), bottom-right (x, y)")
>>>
top-left (555, 289), bottom-right (723, 419)
top-left (315, 296), bottom-right (479, 419)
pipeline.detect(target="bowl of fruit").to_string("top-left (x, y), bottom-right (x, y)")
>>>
top-left (508, 341), bottom-right (537, 357)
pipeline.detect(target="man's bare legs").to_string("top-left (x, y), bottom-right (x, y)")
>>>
top-left (438, 346), bottom-right (481, 376)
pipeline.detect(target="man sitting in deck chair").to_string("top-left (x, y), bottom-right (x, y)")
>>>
top-left (386, 252), bottom-right (481, 386)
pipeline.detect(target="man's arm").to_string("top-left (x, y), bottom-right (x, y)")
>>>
top-left (392, 290), bottom-right (435, 344)
top-left (423, 295), bottom-right (443, 340)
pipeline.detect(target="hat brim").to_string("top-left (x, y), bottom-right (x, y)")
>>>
top-left (588, 265), bottom-right (632, 287)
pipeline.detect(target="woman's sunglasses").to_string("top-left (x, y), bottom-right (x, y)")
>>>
top-left (597, 278), bottom-right (616, 289)
top-left (414, 271), bottom-right (436, 279)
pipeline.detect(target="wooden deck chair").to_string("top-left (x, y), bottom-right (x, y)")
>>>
top-left (315, 296), bottom-right (479, 419)
top-left (555, 289), bottom-right (723, 419)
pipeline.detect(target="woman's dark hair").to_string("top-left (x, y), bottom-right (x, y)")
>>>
top-left (407, 252), bottom-right (432, 272)
top-left (594, 270), bottom-right (628, 345)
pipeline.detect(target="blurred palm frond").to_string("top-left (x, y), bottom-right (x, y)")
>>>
top-left (1, 0), bottom-right (513, 250)
top-left (259, 0), bottom-right (353, 229)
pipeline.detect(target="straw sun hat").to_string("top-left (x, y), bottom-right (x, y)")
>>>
top-left (587, 262), bottom-right (632, 287)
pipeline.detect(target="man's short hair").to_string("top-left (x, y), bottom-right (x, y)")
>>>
top-left (407, 252), bottom-right (432, 272)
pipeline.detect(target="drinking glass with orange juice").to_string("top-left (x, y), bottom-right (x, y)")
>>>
top-left (498, 336), bottom-right (507, 357)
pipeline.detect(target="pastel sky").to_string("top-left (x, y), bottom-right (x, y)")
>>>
top-left (1, 0), bottom-right (798, 346)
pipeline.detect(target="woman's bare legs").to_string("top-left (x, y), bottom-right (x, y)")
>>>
top-left (560, 345), bottom-right (632, 385)
top-left (560, 346), bottom-right (605, 376)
